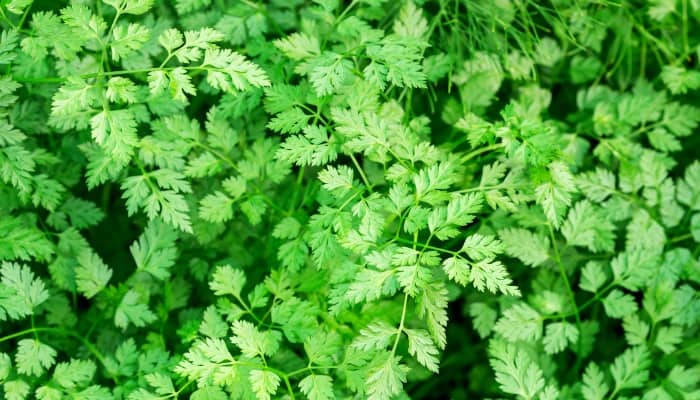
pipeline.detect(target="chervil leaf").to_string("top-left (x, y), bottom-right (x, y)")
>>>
top-left (654, 325), bottom-right (683, 354)
top-left (0, 217), bottom-right (54, 262)
top-left (678, 161), bottom-right (700, 210)
top-left (498, 228), bottom-right (549, 267)
top-left (543, 322), bottom-right (578, 354)
top-left (130, 219), bottom-right (178, 280)
top-left (0, 262), bottom-right (49, 319)
top-left (365, 353), bottom-right (409, 400)
top-left (250, 370), bottom-right (280, 400)
top-left (299, 375), bottom-right (334, 400)
top-left (53, 359), bottom-right (96, 390)
top-left (199, 306), bottom-right (228, 339)
top-left (461, 233), bottom-right (503, 261)
top-left (352, 321), bottom-right (396, 351)
top-left (469, 259), bottom-right (520, 296)
top-left (660, 65), bottom-right (700, 94)
top-left (494, 303), bottom-right (541, 342)
top-left (104, 0), bottom-right (154, 14)
top-left (198, 192), bottom-right (234, 223)
top-left (75, 250), bottom-right (112, 298)
top-left (610, 347), bottom-right (650, 391)
top-left (562, 200), bottom-right (616, 253)
top-left (274, 33), bottom-right (321, 60)
top-left (469, 302), bottom-right (497, 338)
top-left (231, 320), bottom-right (281, 358)
top-left (15, 339), bottom-right (57, 376)
top-left (603, 290), bottom-right (638, 319)
top-left (488, 339), bottom-right (545, 399)
top-left (114, 289), bottom-right (157, 329)
top-left (405, 328), bottom-right (440, 372)
top-left (579, 261), bottom-right (607, 293)
top-left (111, 23), bottom-right (150, 61)
top-left (622, 314), bottom-right (649, 346)
top-left (209, 265), bottom-right (246, 298)
top-left (58, 197), bottom-right (105, 229)
top-left (535, 161), bottom-right (576, 228)
top-left (581, 363), bottom-right (609, 400)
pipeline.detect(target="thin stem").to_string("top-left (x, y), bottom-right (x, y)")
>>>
top-left (175, 379), bottom-right (195, 396)
top-left (350, 154), bottom-right (372, 191)
top-left (16, 1), bottom-right (32, 30)
top-left (391, 292), bottom-right (410, 355)
top-left (395, 237), bottom-right (460, 256)
top-left (548, 225), bottom-right (582, 364)
top-left (682, 0), bottom-right (690, 56)
top-left (459, 143), bottom-right (504, 164)
top-left (0, 327), bottom-right (120, 384)
top-left (336, 0), bottom-right (359, 23)
top-left (232, 293), bottom-right (268, 327)
top-left (456, 183), bottom-right (523, 194)
top-left (668, 233), bottom-right (693, 244)
top-left (0, 7), bottom-right (16, 29)
top-left (287, 365), bottom-right (341, 377)
top-left (12, 64), bottom-right (234, 85)
top-left (546, 281), bottom-right (616, 320)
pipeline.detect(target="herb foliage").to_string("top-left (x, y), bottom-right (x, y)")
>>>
top-left (1, 0), bottom-right (699, 399)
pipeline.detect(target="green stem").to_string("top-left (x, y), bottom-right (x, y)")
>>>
top-left (15, 1), bottom-right (32, 30)
top-left (350, 154), bottom-right (372, 191)
top-left (547, 281), bottom-right (616, 320)
top-left (459, 143), bottom-right (504, 164)
top-left (287, 365), bottom-right (341, 377)
top-left (0, 7), bottom-right (16, 29)
top-left (668, 233), bottom-right (693, 244)
top-left (391, 292), bottom-right (410, 355)
top-left (681, 0), bottom-right (690, 56)
top-left (548, 225), bottom-right (582, 365)
top-left (0, 327), bottom-right (120, 384)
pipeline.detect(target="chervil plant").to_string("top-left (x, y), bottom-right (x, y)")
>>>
top-left (1, 0), bottom-right (699, 399)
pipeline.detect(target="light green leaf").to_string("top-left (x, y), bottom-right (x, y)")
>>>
top-left (610, 347), bottom-right (650, 391)
top-left (469, 259), bottom-right (520, 296)
top-left (1, 262), bottom-right (49, 318)
top-left (274, 33), bottom-right (321, 60)
top-left (114, 289), bottom-right (157, 329)
top-left (366, 353), bottom-right (408, 400)
top-left (543, 322), bottom-right (578, 354)
top-left (469, 302), bottom-right (497, 338)
top-left (250, 370), bottom-right (280, 400)
top-left (15, 339), bottom-right (57, 376)
top-left (622, 314), bottom-right (649, 346)
top-left (75, 250), bottom-right (112, 298)
top-left (488, 339), bottom-right (545, 399)
top-left (499, 228), bottom-right (549, 267)
top-left (299, 375), bottom-right (334, 400)
top-left (130, 219), bottom-right (178, 280)
top-left (579, 261), bottom-right (607, 293)
top-left (53, 359), bottom-right (96, 390)
top-left (405, 328), bottom-right (440, 372)
top-left (111, 23), bottom-right (150, 61)
top-left (231, 320), bottom-right (281, 358)
top-left (461, 233), bottom-right (503, 261)
top-left (103, 0), bottom-right (154, 14)
top-left (603, 290), bottom-right (638, 319)
top-left (494, 303), bottom-right (541, 342)
top-left (581, 363), bottom-right (609, 400)
top-left (209, 265), bottom-right (246, 298)
top-left (654, 325), bottom-right (683, 354)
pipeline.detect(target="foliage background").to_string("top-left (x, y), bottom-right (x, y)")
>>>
top-left (0, 0), bottom-right (699, 399)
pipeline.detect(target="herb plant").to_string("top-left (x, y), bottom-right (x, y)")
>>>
top-left (1, 0), bottom-right (699, 399)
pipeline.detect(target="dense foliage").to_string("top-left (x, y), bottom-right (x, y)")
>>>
top-left (1, 0), bottom-right (699, 398)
